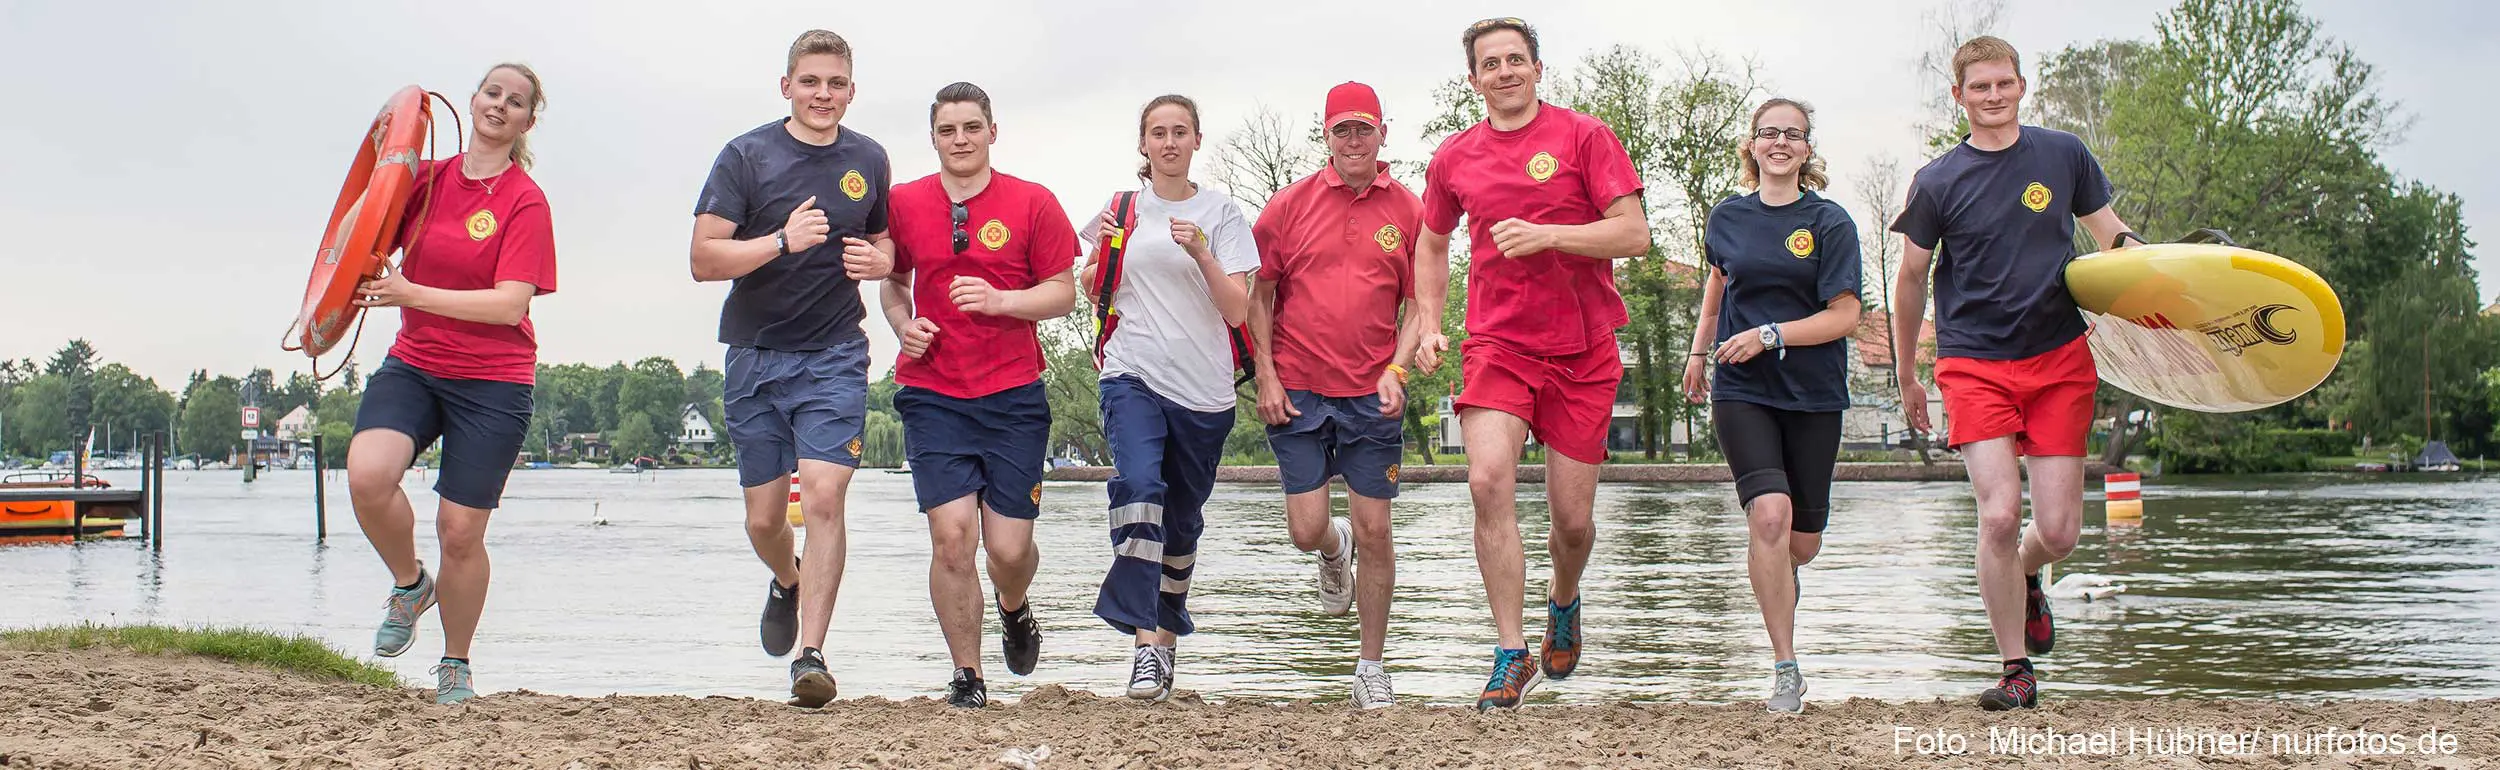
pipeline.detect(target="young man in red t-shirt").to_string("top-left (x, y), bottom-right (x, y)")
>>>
top-left (1414, 17), bottom-right (1653, 711)
top-left (1247, 81), bottom-right (1423, 710)
top-left (877, 82), bottom-right (1077, 709)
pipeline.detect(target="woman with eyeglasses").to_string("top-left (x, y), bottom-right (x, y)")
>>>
top-left (1077, 93), bottom-right (1259, 702)
top-left (878, 81), bottom-right (1078, 708)
top-left (1681, 96), bottom-right (1863, 714)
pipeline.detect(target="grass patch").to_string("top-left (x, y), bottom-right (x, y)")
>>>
top-left (0, 622), bottom-right (400, 689)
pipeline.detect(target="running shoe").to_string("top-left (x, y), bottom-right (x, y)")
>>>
top-left (1475, 648), bottom-right (1543, 711)
top-left (2024, 572), bottom-right (2054, 655)
top-left (1540, 597), bottom-right (1582, 679)
top-left (999, 596), bottom-right (1041, 676)
top-left (789, 649), bottom-right (837, 708)
top-left (374, 566), bottom-right (436, 658)
top-left (432, 658), bottom-right (476, 705)
top-left (762, 563), bottom-right (800, 657)
top-left (1767, 661), bottom-right (1806, 713)
top-left (1126, 645), bottom-right (1173, 702)
top-left (1978, 663), bottom-right (2038, 711)
top-left (1352, 666), bottom-right (1395, 709)
top-left (946, 667), bottom-right (988, 708)
top-left (1317, 517), bottom-right (1354, 615)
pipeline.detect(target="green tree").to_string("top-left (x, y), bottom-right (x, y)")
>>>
top-left (179, 377), bottom-right (242, 461)
top-left (46, 339), bottom-right (98, 445)
top-left (6, 375), bottom-right (74, 457)
top-left (1040, 314), bottom-right (1110, 465)
top-left (314, 386), bottom-right (361, 467)
top-left (609, 413), bottom-right (662, 462)
top-left (616, 356), bottom-right (685, 451)
top-left (88, 364), bottom-right (176, 452)
top-left (863, 410), bottom-right (905, 468)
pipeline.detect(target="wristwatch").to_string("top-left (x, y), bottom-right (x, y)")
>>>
top-left (776, 230), bottom-right (790, 255)
top-left (1760, 323), bottom-right (1786, 360)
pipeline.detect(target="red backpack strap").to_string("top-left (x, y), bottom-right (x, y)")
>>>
top-left (1090, 191), bottom-right (1140, 369)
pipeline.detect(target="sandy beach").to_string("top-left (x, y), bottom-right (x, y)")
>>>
top-left (6, 648), bottom-right (2496, 769)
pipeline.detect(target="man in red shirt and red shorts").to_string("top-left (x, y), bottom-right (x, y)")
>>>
top-left (1413, 17), bottom-right (1654, 711)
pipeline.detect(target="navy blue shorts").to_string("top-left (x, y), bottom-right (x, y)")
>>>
top-left (353, 356), bottom-right (533, 510)
top-left (895, 381), bottom-right (1051, 520)
top-left (724, 339), bottom-right (868, 488)
top-left (1266, 389), bottom-right (1403, 499)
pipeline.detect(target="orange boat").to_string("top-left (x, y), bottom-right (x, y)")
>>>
top-left (0, 472), bottom-right (136, 540)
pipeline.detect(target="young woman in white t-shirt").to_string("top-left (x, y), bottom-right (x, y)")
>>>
top-left (1077, 93), bottom-right (1260, 702)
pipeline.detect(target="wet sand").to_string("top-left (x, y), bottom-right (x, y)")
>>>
top-left (5, 649), bottom-right (2496, 769)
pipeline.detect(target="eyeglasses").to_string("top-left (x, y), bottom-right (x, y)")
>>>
top-left (1754, 127), bottom-right (1810, 142)
top-left (1329, 123), bottom-right (1379, 139)
top-left (950, 200), bottom-right (969, 254)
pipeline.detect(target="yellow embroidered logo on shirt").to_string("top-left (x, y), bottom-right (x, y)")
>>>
top-left (1785, 229), bottom-right (1814, 258)
top-left (980, 219), bottom-right (1011, 250)
top-left (2022, 181), bottom-right (2051, 213)
top-left (1526, 152), bottom-right (1559, 183)
top-left (466, 209), bottom-right (497, 241)
top-left (1373, 224), bottom-right (1403, 253)
top-left (841, 169), bottom-right (869, 201)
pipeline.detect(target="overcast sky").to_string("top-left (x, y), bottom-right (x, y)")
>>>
top-left (3, 0), bottom-right (2489, 390)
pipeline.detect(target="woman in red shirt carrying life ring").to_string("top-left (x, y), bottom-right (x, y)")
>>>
top-left (345, 62), bottom-right (558, 706)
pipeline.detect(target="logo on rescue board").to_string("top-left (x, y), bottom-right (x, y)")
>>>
top-left (466, 209), bottom-right (498, 240)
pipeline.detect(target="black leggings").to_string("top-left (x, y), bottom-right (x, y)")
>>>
top-left (1712, 400), bottom-right (1842, 534)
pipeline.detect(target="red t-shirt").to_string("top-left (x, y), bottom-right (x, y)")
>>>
top-left (1422, 102), bottom-right (1643, 356)
top-left (387, 154), bottom-right (557, 384)
top-left (888, 171), bottom-right (1078, 399)
top-left (1254, 162), bottom-right (1419, 397)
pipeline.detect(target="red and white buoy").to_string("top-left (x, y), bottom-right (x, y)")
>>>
top-left (2104, 471), bottom-right (2143, 526)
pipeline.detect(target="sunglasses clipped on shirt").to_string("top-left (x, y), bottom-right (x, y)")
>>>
top-left (951, 200), bottom-right (970, 254)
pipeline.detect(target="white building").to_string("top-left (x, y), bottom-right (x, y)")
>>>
top-left (678, 405), bottom-right (716, 453)
top-left (274, 405), bottom-right (312, 441)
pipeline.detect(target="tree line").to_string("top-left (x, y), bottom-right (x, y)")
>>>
top-left (5, 0), bottom-right (2489, 475)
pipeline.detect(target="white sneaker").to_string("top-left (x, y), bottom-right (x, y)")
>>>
top-left (1352, 666), bottom-right (1395, 709)
top-left (1317, 517), bottom-right (1354, 615)
top-left (1126, 645), bottom-right (1172, 701)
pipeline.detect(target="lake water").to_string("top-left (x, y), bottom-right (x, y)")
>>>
top-left (4, 467), bottom-right (2495, 707)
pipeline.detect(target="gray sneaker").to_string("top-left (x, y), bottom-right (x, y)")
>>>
top-left (789, 651), bottom-right (837, 708)
top-left (1317, 517), bottom-right (1354, 615)
top-left (432, 659), bottom-right (476, 705)
top-left (374, 567), bottom-right (436, 658)
top-left (1768, 663), bottom-right (1806, 713)
top-left (1352, 666), bottom-right (1395, 709)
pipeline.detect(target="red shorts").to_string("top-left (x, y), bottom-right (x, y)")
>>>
top-left (1934, 334), bottom-right (2097, 457)
top-left (1455, 334), bottom-right (1623, 464)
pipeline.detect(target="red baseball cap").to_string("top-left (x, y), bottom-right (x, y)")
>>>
top-left (1325, 81), bottom-right (1383, 130)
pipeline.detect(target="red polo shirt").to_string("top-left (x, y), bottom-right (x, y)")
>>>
top-left (887, 171), bottom-right (1078, 399)
top-left (1421, 102), bottom-right (1643, 356)
top-left (1254, 162), bottom-right (1419, 397)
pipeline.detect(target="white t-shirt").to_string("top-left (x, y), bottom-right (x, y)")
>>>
top-left (1078, 183), bottom-right (1261, 412)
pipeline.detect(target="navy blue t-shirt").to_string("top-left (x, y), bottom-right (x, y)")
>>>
top-left (1890, 125), bottom-right (2112, 360)
top-left (695, 119), bottom-right (891, 351)
top-left (1704, 190), bottom-right (1862, 413)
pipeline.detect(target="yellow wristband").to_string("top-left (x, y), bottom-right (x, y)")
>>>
top-left (1385, 363), bottom-right (1409, 384)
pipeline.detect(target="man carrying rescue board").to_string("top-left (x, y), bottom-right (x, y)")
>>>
top-left (1889, 35), bottom-right (2144, 712)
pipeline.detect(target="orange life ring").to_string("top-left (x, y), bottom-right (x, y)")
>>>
top-left (290, 85), bottom-right (433, 357)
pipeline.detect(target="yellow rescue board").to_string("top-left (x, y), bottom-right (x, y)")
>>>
top-left (2065, 240), bottom-right (2345, 413)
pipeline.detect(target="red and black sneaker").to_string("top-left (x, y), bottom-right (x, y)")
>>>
top-left (1978, 663), bottom-right (2038, 711)
top-left (2023, 572), bottom-right (2054, 655)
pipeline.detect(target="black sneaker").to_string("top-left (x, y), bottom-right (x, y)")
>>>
top-left (946, 667), bottom-right (988, 708)
top-left (761, 573), bottom-right (800, 657)
top-left (2024, 572), bottom-right (2054, 655)
top-left (1978, 664), bottom-right (2038, 711)
top-left (788, 649), bottom-right (836, 708)
top-left (999, 597), bottom-right (1040, 676)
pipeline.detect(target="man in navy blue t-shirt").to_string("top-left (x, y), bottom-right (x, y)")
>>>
top-left (687, 28), bottom-right (895, 710)
top-left (1888, 36), bottom-right (2144, 713)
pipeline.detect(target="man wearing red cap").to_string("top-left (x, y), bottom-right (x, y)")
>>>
top-left (1414, 17), bottom-right (1652, 711)
top-left (1247, 80), bottom-right (1423, 710)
